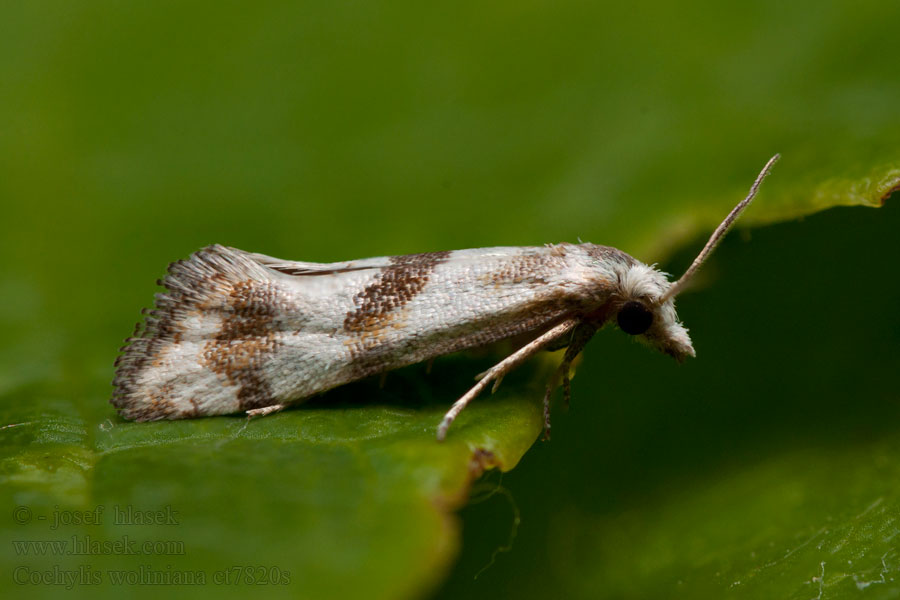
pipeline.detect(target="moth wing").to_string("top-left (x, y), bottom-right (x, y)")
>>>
top-left (243, 249), bottom-right (393, 277)
top-left (112, 243), bottom-right (588, 422)
top-left (244, 246), bottom-right (553, 277)
top-left (112, 245), bottom-right (405, 421)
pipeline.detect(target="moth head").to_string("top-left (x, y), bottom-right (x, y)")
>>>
top-left (611, 153), bottom-right (781, 361)
top-left (612, 262), bottom-right (695, 361)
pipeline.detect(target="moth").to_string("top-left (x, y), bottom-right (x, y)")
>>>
top-left (112, 155), bottom-right (779, 440)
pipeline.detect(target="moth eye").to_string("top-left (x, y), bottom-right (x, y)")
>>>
top-left (617, 301), bottom-right (653, 335)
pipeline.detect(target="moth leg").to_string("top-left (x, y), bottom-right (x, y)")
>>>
top-left (541, 360), bottom-right (572, 441)
top-left (542, 385), bottom-right (554, 441)
top-left (542, 323), bottom-right (598, 441)
top-left (475, 320), bottom-right (579, 384)
top-left (562, 370), bottom-right (572, 411)
top-left (436, 318), bottom-right (580, 441)
top-left (246, 404), bottom-right (288, 419)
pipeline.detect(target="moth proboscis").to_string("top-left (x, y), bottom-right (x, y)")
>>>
top-left (112, 154), bottom-right (780, 440)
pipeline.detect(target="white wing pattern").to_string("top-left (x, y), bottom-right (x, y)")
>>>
top-left (112, 243), bottom-right (623, 423)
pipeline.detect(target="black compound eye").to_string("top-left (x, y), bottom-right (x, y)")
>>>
top-left (617, 301), bottom-right (653, 335)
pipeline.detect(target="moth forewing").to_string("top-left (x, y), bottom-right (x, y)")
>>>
top-left (114, 244), bottom-right (607, 424)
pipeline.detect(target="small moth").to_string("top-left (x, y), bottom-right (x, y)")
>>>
top-left (112, 155), bottom-right (779, 440)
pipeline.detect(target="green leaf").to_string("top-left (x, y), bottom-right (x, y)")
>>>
top-left (2, 361), bottom-right (545, 600)
top-left (556, 441), bottom-right (900, 599)
top-left (1, 1), bottom-right (898, 599)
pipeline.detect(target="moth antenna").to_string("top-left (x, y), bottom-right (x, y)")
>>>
top-left (660, 153), bottom-right (780, 304)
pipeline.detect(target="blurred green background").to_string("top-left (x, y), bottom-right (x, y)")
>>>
top-left (2, 1), bottom-right (899, 599)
